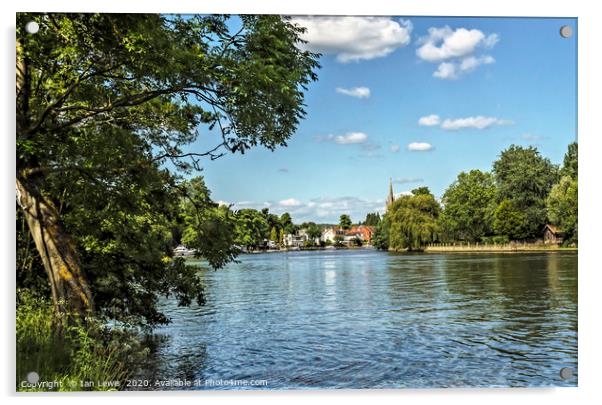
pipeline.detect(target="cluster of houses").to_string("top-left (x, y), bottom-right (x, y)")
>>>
top-left (283, 225), bottom-right (375, 249)
top-left (173, 224), bottom-right (376, 255)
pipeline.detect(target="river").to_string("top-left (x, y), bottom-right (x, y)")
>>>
top-left (136, 249), bottom-right (577, 389)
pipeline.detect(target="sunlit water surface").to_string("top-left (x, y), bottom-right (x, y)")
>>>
top-left (136, 249), bottom-right (577, 389)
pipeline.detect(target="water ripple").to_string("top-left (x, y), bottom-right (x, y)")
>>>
top-left (135, 250), bottom-right (577, 390)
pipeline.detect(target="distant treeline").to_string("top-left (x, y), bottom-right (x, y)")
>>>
top-left (372, 143), bottom-right (578, 251)
top-left (174, 197), bottom-right (377, 251)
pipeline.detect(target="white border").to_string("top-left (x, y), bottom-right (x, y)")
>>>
top-left (2, 1), bottom-right (600, 404)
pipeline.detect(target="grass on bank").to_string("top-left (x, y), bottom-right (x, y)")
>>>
top-left (16, 289), bottom-right (148, 392)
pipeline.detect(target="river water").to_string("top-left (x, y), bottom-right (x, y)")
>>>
top-left (138, 249), bottom-right (577, 389)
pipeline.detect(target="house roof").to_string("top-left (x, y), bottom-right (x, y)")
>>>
top-left (544, 224), bottom-right (565, 235)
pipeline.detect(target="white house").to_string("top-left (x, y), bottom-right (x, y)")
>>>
top-left (321, 227), bottom-right (346, 243)
top-left (284, 233), bottom-right (308, 248)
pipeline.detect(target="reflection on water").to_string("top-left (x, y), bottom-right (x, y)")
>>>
top-left (136, 250), bottom-right (577, 389)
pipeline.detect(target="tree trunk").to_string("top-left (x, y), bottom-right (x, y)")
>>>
top-left (16, 176), bottom-right (94, 318)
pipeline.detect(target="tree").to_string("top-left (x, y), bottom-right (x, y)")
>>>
top-left (269, 227), bottom-right (278, 242)
top-left (233, 209), bottom-right (269, 250)
top-left (439, 170), bottom-right (496, 242)
top-left (547, 143), bottom-right (578, 244)
top-left (362, 212), bottom-right (381, 226)
top-left (280, 212), bottom-right (295, 234)
top-left (493, 199), bottom-right (528, 240)
top-left (546, 176), bottom-right (578, 244)
top-left (262, 208), bottom-right (281, 239)
top-left (493, 145), bottom-right (558, 238)
top-left (180, 177), bottom-right (239, 267)
top-left (371, 216), bottom-right (390, 250)
top-left (411, 186), bottom-right (433, 196)
top-left (305, 222), bottom-right (322, 241)
top-left (561, 142), bottom-right (578, 179)
top-left (16, 13), bottom-right (319, 321)
top-left (387, 194), bottom-right (440, 251)
top-left (339, 214), bottom-right (352, 230)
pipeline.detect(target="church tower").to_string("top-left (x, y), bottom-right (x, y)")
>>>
top-left (386, 177), bottom-right (395, 209)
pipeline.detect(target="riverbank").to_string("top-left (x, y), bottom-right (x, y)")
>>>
top-left (424, 243), bottom-right (577, 253)
top-left (242, 245), bottom-right (375, 254)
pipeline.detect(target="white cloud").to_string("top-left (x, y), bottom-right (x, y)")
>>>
top-left (433, 55), bottom-right (495, 80)
top-left (460, 55), bottom-right (495, 70)
top-left (233, 196), bottom-right (387, 224)
top-left (279, 198), bottom-right (302, 207)
top-left (319, 132), bottom-right (368, 144)
top-left (521, 133), bottom-right (546, 141)
top-left (418, 114), bottom-right (441, 126)
top-left (291, 16), bottom-right (412, 63)
top-left (416, 26), bottom-right (499, 79)
top-left (390, 144), bottom-right (401, 153)
top-left (433, 62), bottom-right (458, 79)
top-left (483, 33), bottom-right (500, 48)
top-left (417, 27), bottom-right (480, 62)
top-left (407, 142), bottom-right (434, 151)
top-left (440, 116), bottom-right (513, 130)
top-left (336, 86), bottom-right (371, 98)
top-left (394, 177), bottom-right (423, 184)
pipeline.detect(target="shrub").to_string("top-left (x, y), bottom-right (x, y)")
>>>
top-left (16, 289), bottom-right (148, 391)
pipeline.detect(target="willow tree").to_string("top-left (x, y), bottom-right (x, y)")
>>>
top-left (387, 191), bottom-right (440, 251)
top-left (16, 13), bottom-right (319, 321)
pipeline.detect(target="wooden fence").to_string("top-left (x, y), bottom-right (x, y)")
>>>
top-left (425, 241), bottom-right (566, 252)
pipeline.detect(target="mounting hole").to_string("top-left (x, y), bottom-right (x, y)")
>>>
top-left (26, 371), bottom-right (40, 384)
top-left (25, 21), bottom-right (39, 34)
top-left (559, 367), bottom-right (573, 380)
top-left (560, 25), bottom-right (572, 38)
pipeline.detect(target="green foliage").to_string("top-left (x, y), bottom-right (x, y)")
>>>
top-left (561, 142), bottom-right (578, 179)
top-left (388, 193), bottom-right (440, 251)
top-left (362, 212), bottom-right (381, 226)
top-left (269, 227), bottom-right (278, 242)
top-left (17, 289), bottom-right (147, 391)
top-left (180, 177), bottom-right (239, 269)
top-left (280, 212), bottom-right (295, 234)
top-left (546, 175), bottom-right (578, 244)
top-left (339, 214), bottom-right (352, 230)
top-left (493, 200), bottom-right (528, 240)
top-left (493, 145), bottom-right (559, 238)
top-left (371, 216), bottom-right (390, 250)
top-left (234, 209), bottom-right (269, 249)
top-left (411, 186), bottom-right (433, 196)
top-left (481, 235), bottom-right (510, 245)
top-left (17, 13), bottom-right (319, 168)
top-left (439, 170), bottom-right (496, 242)
top-left (333, 235), bottom-right (344, 247)
top-left (304, 239), bottom-right (316, 248)
top-left (16, 13), bottom-right (319, 325)
top-left (305, 222), bottom-right (322, 240)
top-left (352, 236), bottom-right (363, 247)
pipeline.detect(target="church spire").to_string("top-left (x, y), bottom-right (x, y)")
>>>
top-left (386, 177), bottom-right (395, 209)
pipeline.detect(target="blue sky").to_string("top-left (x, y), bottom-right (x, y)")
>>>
top-left (185, 16), bottom-right (577, 224)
